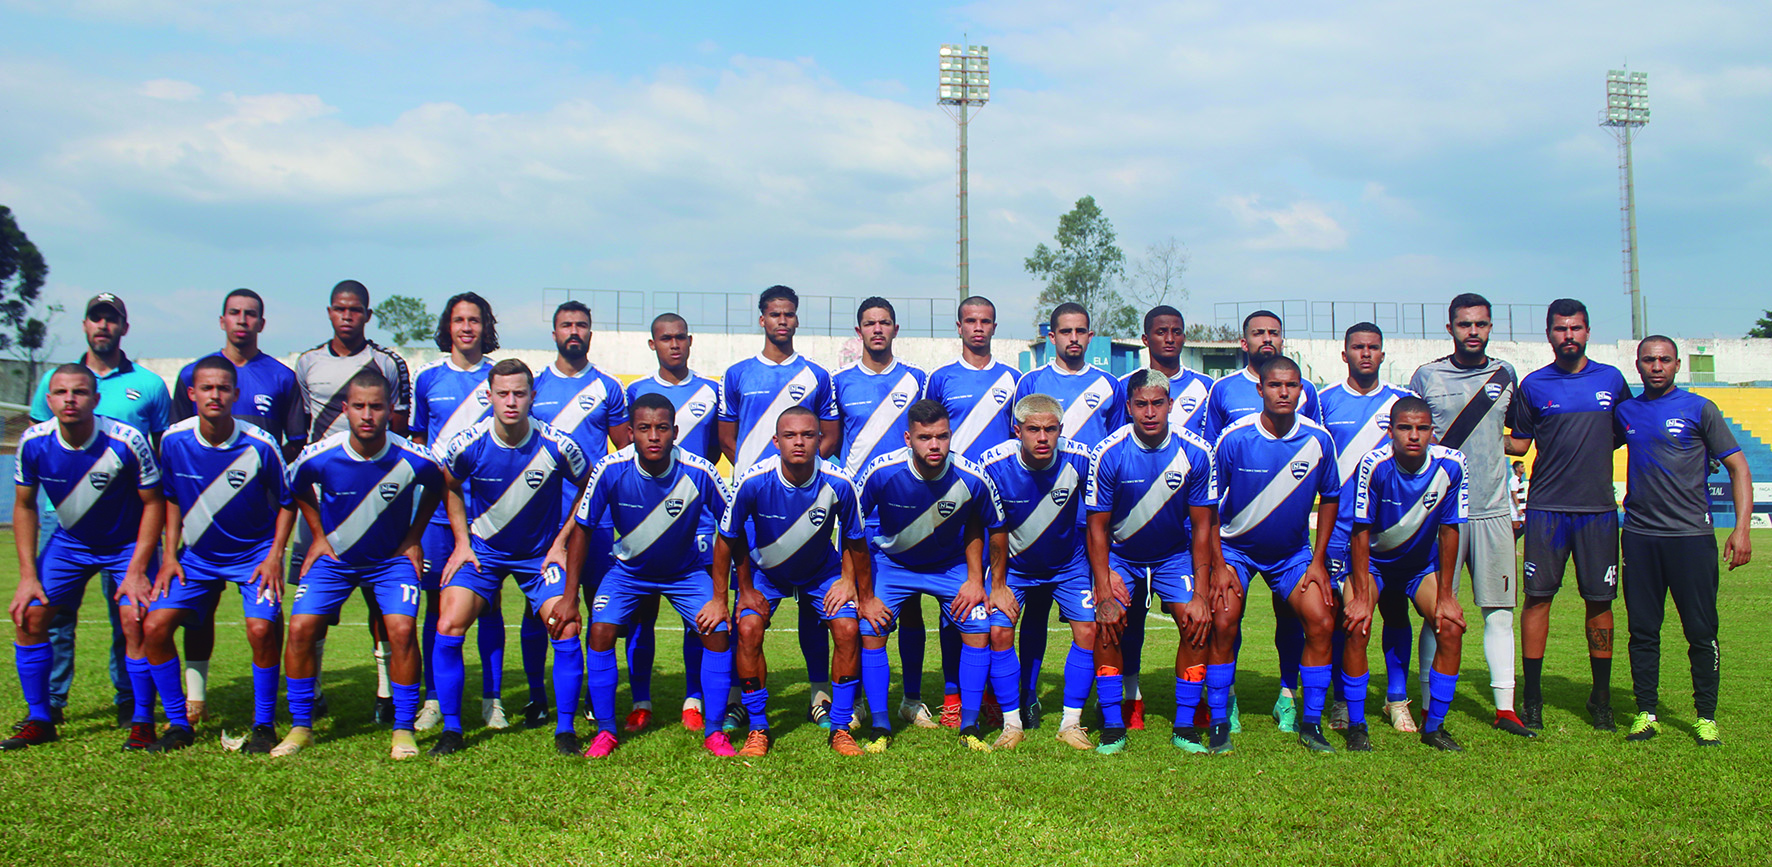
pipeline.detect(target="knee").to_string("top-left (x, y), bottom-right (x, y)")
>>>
top-left (989, 626), bottom-right (1015, 652)
top-left (588, 623), bottom-right (617, 651)
top-left (1072, 623), bottom-right (1097, 649)
top-left (736, 615), bottom-right (765, 647)
top-left (828, 619), bottom-right (858, 644)
top-left (382, 617), bottom-right (416, 648)
top-left (245, 619), bottom-right (276, 644)
top-left (1302, 608), bottom-right (1334, 639)
top-left (702, 631), bottom-right (730, 654)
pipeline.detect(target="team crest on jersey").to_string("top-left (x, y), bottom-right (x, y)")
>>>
top-left (1050, 486), bottom-right (1072, 505)
top-left (936, 500), bottom-right (958, 518)
top-left (253, 394), bottom-right (274, 414)
top-left (524, 469), bottom-right (545, 489)
top-left (810, 507), bottom-right (828, 526)
top-left (125, 388), bottom-right (141, 401)
top-left (576, 393), bottom-right (600, 410)
top-left (1178, 397), bottom-right (1198, 414)
top-left (475, 390), bottom-right (491, 407)
top-left (1665, 418), bottom-right (1686, 435)
top-left (88, 470), bottom-right (111, 490)
top-left (225, 469), bottom-right (248, 490)
top-left (1082, 392), bottom-right (1103, 409)
top-left (688, 402), bottom-right (710, 419)
top-left (664, 497), bottom-right (686, 518)
top-left (788, 384), bottom-right (808, 402)
top-left (989, 388), bottom-right (1010, 405)
top-left (1484, 382), bottom-right (1504, 400)
top-left (1289, 460), bottom-right (1310, 480)
top-left (1163, 470), bottom-right (1183, 491)
top-left (1594, 391), bottom-right (1614, 408)
top-left (1423, 490), bottom-right (1440, 509)
top-left (890, 392), bottom-right (910, 409)
top-left (1523, 561), bottom-right (1536, 579)
top-left (378, 482), bottom-right (400, 502)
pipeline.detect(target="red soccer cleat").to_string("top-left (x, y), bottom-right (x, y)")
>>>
top-left (703, 732), bottom-right (737, 756)
top-left (681, 706), bottom-right (704, 732)
top-left (623, 707), bottom-right (653, 733)
top-left (1127, 698), bottom-right (1146, 730)
top-left (939, 694), bottom-right (961, 729)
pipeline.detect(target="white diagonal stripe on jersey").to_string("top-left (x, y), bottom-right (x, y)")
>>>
top-left (1372, 467), bottom-right (1452, 553)
top-left (735, 368), bottom-right (818, 473)
top-left (676, 383), bottom-right (718, 445)
top-left (615, 474), bottom-right (701, 562)
top-left (470, 445), bottom-right (561, 542)
top-left (1008, 461), bottom-right (1080, 557)
top-left (1111, 446), bottom-right (1194, 543)
top-left (1171, 379), bottom-right (1209, 429)
top-left (180, 448), bottom-right (264, 549)
top-left (1061, 378), bottom-right (1115, 438)
top-left (950, 371), bottom-right (1015, 458)
top-left (434, 390), bottom-right (489, 457)
top-left (752, 482), bottom-right (840, 570)
top-left (326, 461), bottom-right (417, 555)
top-left (874, 476), bottom-right (971, 556)
top-left (52, 447), bottom-right (124, 531)
top-left (1222, 437), bottom-right (1325, 539)
top-left (845, 371), bottom-right (921, 475)
top-left (1336, 398), bottom-right (1400, 486)
top-left (548, 377), bottom-right (609, 440)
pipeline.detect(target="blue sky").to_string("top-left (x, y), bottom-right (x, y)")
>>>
top-left (2, 0), bottom-right (1768, 358)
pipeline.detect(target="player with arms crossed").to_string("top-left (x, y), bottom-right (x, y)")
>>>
top-left (5, 365), bottom-right (165, 752)
top-left (275, 370), bottom-right (443, 759)
top-left (715, 407), bottom-right (877, 756)
top-left (1086, 369), bottom-right (1219, 755)
top-left (1211, 357), bottom-right (1343, 753)
top-left (555, 392), bottom-right (736, 758)
top-left (147, 357), bottom-right (296, 753)
top-left (1345, 397), bottom-right (1470, 751)
top-left (430, 360), bottom-right (589, 757)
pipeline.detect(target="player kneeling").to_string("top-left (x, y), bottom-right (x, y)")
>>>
top-left (431, 360), bottom-right (589, 757)
top-left (276, 370), bottom-right (443, 760)
top-left (151, 357), bottom-right (297, 753)
top-left (715, 407), bottom-right (878, 756)
top-left (1342, 398), bottom-right (1469, 752)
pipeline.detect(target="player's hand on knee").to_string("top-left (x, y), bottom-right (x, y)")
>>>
top-left (949, 579), bottom-right (987, 621)
top-left (9, 580), bottom-right (46, 626)
top-left (1096, 595), bottom-right (1126, 641)
top-left (1342, 594), bottom-right (1373, 638)
top-left (988, 585), bottom-right (1020, 623)
top-left (252, 554), bottom-right (286, 604)
top-left (1180, 596), bottom-right (1211, 647)
top-left (823, 578), bottom-right (857, 618)
top-left (1433, 597), bottom-right (1466, 635)
top-left (1209, 562), bottom-right (1240, 610)
top-left (695, 597), bottom-right (729, 636)
top-left (440, 548), bottom-right (478, 586)
top-left (1108, 570), bottom-right (1131, 608)
top-left (736, 587), bottom-right (767, 623)
top-left (857, 595), bottom-right (890, 633)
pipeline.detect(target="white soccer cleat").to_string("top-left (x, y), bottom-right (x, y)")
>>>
top-left (899, 700), bottom-right (938, 729)
top-left (482, 698), bottom-right (510, 730)
top-left (414, 699), bottom-right (443, 732)
top-left (1384, 699), bottom-right (1418, 733)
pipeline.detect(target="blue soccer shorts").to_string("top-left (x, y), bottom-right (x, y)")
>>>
top-left (577, 524), bottom-right (616, 601)
top-left (1008, 555), bottom-right (1095, 622)
top-left (446, 555), bottom-right (568, 614)
top-left (292, 556), bottom-right (422, 619)
top-left (861, 555), bottom-right (1008, 637)
top-left (1330, 553), bottom-right (1431, 601)
top-left (149, 547), bottom-right (281, 622)
top-left (742, 566), bottom-right (856, 622)
top-left (1223, 546), bottom-right (1313, 599)
top-left (1107, 551), bottom-right (1195, 608)
top-left (590, 561), bottom-right (728, 632)
top-left (35, 532), bottom-right (153, 609)
top-left (418, 522), bottom-right (455, 592)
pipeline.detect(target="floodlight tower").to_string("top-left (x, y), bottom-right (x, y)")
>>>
top-left (939, 43), bottom-right (989, 300)
top-left (1601, 69), bottom-right (1651, 340)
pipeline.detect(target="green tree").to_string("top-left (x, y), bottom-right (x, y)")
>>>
top-left (376, 294), bottom-right (433, 347)
top-left (1749, 310), bottom-right (1772, 339)
top-left (0, 205), bottom-right (59, 383)
top-left (1025, 195), bottom-right (1138, 338)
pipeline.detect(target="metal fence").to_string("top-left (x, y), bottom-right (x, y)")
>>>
top-left (541, 289), bottom-right (991, 338)
top-left (1213, 300), bottom-right (1549, 342)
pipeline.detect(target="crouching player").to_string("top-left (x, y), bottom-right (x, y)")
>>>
top-left (5, 365), bottom-right (164, 752)
top-left (431, 360), bottom-right (588, 757)
top-left (1343, 397), bottom-right (1469, 751)
top-left (150, 356), bottom-right (297, 753)
top-left (1087, 369), bottom-right (1218, 755)
top-left (276, 370), bottom-right (444, 759)
top-left (856, 399), bottom-right (1007, 752)
top-left (554, 392), bottom-right (736, 758)
top-left (716, 407), bottom-right (878, 756)
top-left (979, 395), bottom-right (1093, 749)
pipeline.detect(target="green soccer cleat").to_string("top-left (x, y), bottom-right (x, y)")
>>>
top-left (1229, 694), bottom-right (1242, 733)
top-left (1625, 712), bottom-right (1659, 742)
top-left (1095, 727), bottom-right (1128, 755)
top-left (1297, 721), bottom-right (1336, 753)
top-left (1170, 727), bottom-right (1208, 755)
top-left (1694, 718), bottom-right (1721, 747)
top-left (1272, 694), bottom-right (1298, 733)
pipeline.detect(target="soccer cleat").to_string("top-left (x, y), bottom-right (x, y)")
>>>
top-left (1056, 725), bottom-right (1093, 751)
top-left (147, 725), bottom-right (196, 753)
top-left (681, 706), bottom-right (705, 732)
top-left (622, 707), bottom-right (653, 733)
top-left (186, 699), bottom-right (208, 723)
top-left (958, 725), bottom-right (993, 752)
top-left (1297, 721), bottom-right (1336, 753)
top-left (738, 729), bottom-right (771, 757)
top-left (1420, 726), bottom-right (1464, 752)
top-left (554, 732), bottom-right (581, 756)
top-left (720, 704), bottom-right (748, 734)
top-left (522, 701), bottom-right (549, 730)
top-left (864, 727), bottom-right (893, 754)
top-left (220, 730), bottom-right (248, 752)
top-left (808, 700), bottom-right (831, 729)
top-left (939, 694), bottom-right (961, 729)
top-left (899, 700), bottom-right (938, 729)
top-left (390, 730), bottom-right (419, 760)
top-left (1170, 727), bottom-right (1208, 755)
top-left (1384, 699), bottom-right (1419, 733)
top-left (1208, 722), bottom-right (1234, 755)
top-left (12, 707), bottom-right (63, 732)
top-left (1228, 694), bottom-right (1242, 734)
top-left (1587, 697), bottom-right (1616, 732)
top-left (1127, 698), bottom-right (1146, 731)
top-left (992, 728), bottom-right (1024, 750)
top-left (414, 699), bottom-right (443, 731)
top-left (1694, 718), bottom-right (1721, 747)
top-left (1493, 710), bottom-right (1537, 738)
top-left (1095, 727), bottom-right (1127, 755)
top-left (269, 726), bottom-right (313, 757)
top-left (583, 704), bottom-right (596, 724)
top-left (979, 695), bottom-right (1004, 730)
top-left (482, 698), bottom-right (510, 730)
top-left (1272, 694), bottom-right (1298, 733)
top-left (122, 722), bottom-right (156, 752)
top-left (1520, 699), bottom-right (1544, 730)
top-left (1021, 695), bottom-right (1044, 730)
top-left (244, 725), bottom-right (279, 755)
top-left (850, 702), bottom-right (869, 731)
top-left (702, 731), bottom-right (738, 757)
top-left (1343, 723), bottom-right (1373, 752)
top-left (374, 695), bottom-right (396, 726)
top-left (1327, 700), bottom-right (1350, 731)
top-left (313, 692), bottom-right (331, 719)
top-left (829, 729), bottom-right (866, 757)
top-left (1625, 712), bottom-right (1659, 742)
top-left (427, 730), bottom-right (466, 757)
top-left (583, 730), bottom-right (619, 758)
top-left (1, 720), bottom-right (57, 750)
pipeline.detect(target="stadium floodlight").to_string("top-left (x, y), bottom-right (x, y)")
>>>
top-left (939, 42), bottom-right (990, 300)
top-left (1600, 68), bottom-right (1650, 339)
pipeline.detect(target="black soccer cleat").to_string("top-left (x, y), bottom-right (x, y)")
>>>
top-left (554, 732), bottom-right (581, 756)
top-left (121, 722), bottom-right (156, 751)
top-left (115, 703), bottom-right (132, 729)
top-left (1, 720), bottom-right (58, 750)
top-left (1021, 695), bottom-right (1044, 730)
top-left (1520, 699), bottom-right (1543, 730)
top-left (1586, 697), bottom-right (1616, 732)
top-left (1492, 713), bottom-right (1537, 738)
top-left (1421, 726), bottom-right (1464, 752)
top-left (1208, 722), bottom-right (1234, 755)
top-left (523, 701), bottom-right (550, 730)
top-left (1297, 721), bottom-right (1336, 753)
top-left (374, 695), bottom-right (397, 727)
top-left (147, 725), bottom-right (195, 753)
top-left (427, 730), bottom-right (466, 757)
top-left (313, 692), bottom-right (331, 719)
top-left (1342, 723), bottom-right (1372, 752)
top-left (12, 707), bottom-right (63, 732)
top-left (244, 725), bottom-right (279, 755)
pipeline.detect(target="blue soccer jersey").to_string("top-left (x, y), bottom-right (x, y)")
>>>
top-left (721, 457), bottom-right (866, 586)
top-left (159, 418), bottom-right (289, 564)
top-left (1319, 381), bottom-right (1416, 488)
top-left (574, 446), bottom-right (729, 576)
top-left (1351, 444), bottom-right (1469, 578)
top-left (413, 358), bottom-right (492, 452)
top-left (1510, 359), bottom-right (1631, 513)
top-left (625, 371), bottom-right (721, 463)
top-left (719, 353), bottom-right (838, 475)
top-left (978, 438), bottom-right (1091, 575)
top-left (1016, 361), bottom-right (1122, 451)
top-left (859, 450), bottom-right (1002, 573)
top-left (833, 360), bottom-right (928, 476)
top-left (1117, 366), bottom-right (1214, 440)
top-left (15, 417), bottom-right (161, 550)
top-left (924, 358), bottom-right (1020, 464)
top-left (1084, 426), bottom-right (1217, 565)
top-left (172, 351), bottom-right (309, 447)
top-left (442, 419), bottom-right (588, 569)
top-left (1204, 367), bottom-right (1324, 444)
top-left (532, 361), bottom-right (630, 468)
top-left (287, 432), bottom-right (444, 566)
top-left (1214, 414), bottom-right (1340, 568)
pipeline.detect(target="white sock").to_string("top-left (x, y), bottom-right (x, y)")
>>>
top-left (1061, 706), bottom-right (1083, 729)
top-left (373, 641), bottom-right (391, 699)
top-left (1003, 709), bottom-right (1024, 733)
top-left (312, 638), bottom-right (327, 692)
top-left (1132, 684), bottom-right (1144, 701)
top-left (1483, 607), bottom-right (1517, 711)
top-left (682, 697), bottom-right (703, 712)
top-left (633, 700), bottom-right (652, 711)
top-left (184, 659), bottom-right (209, 702)
top-left (1418, 628), bottom-right (1437, 689)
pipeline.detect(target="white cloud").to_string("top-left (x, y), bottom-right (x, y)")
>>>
top-left (137, 78), bottom-right (201, 101)
top-left (1225, 196), bottom-right (1348, 251)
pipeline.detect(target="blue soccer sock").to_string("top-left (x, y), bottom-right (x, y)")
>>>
top-left (939, 621), bottom-right (962, 696)
top-left (1018, 591), bottom-right (1052, 699)
top-left (1382, 624), bottom-right (1413, 702)
top-left (435, 634), bottom-right (467, 733)
top-left (1300, 664), bottom-right (1331, 725)
top-left (588, 647), bottom-right (619, 735)
top-left (1341, 670), bottom-right (1371, 728)
top-left (739, 677), bottom-right (770, 732)
top-left (149, 657), bottom-right (188, 729)
top-left (681, 629), bottom-right (704, 702)
top-left (1330, 629), bottom-right (1347, 700)
top-left (861, 646), bottom-right (892, 725)
top-left (520, 612), bottom-right (548, 704)
top-left (1276, 616), bottom-right (1304, 693)
top-left (1426, 668), bottom-right (1458, 732)
top-left (551, 638), bottom-right (583, 735)
top-left (125, 656), bottom-right (154, 724)
top-left (830, 675), bottom-right (857, 730)
top-left (1174, 668), bottom-right (1205, 729)
top-left (626, 618), bottom-right (655, 705)
top-left (1062, 643), bottom-right (1094, 712)
top-left (252, 663), bottom-right (279, 728)
top-left (1206, 663), bottom-right (1236, 725)
top-left (422, 605), bottom-right (439, 700)
top-left (1097, 669), bottom-right (1124, 729)
top-left (897, 618), bottom-right (926, 701)
top-left (958, 644), bottom-right (989, 728)
top-left (391, 680), bottom-right (419, 730)
top-left (798, 602), bottom-right (828, 685)
top-left (1122, 596), bottom-right (1148, 698)
top-left (15, 643), bottom-right (52, 722)
top-left (698, 643), bottom-right (734, 737)
top-left (287, 675), bottom-right (316, 728)
top-left (989, 647), bottom-right (1022, 715)
top-left (477, 605), bottom-right (504, 700)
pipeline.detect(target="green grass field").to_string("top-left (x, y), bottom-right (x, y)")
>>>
top-left (1, 530), bottom-right (1769, 865)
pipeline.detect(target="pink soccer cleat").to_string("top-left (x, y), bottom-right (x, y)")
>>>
top-left (702, 732), bottom-right (737, 756)
top-left (582, 730), bottom-right (619, 758)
